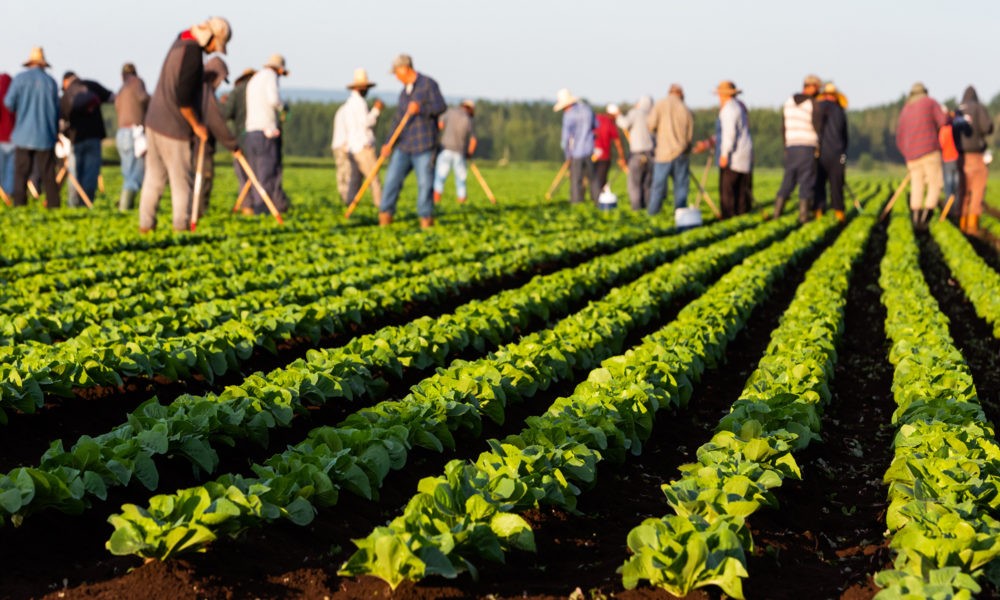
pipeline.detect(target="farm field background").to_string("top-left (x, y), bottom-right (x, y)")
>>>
top-left (1, 162), bottom-right (1000, 599)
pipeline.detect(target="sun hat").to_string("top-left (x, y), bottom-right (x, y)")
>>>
top-left (460, 99), bottom-right (475, 110)
top-left (191, 17), bottom-right (232, 54)
top-left (715, 80), bottom-right (741, 96)
top-left (606, 103), bottom-right (620, 115)
top-left (553, 88), bottom-right (578, 112)
top-left (264, 54), bottom-right (288, 75)
top-left (22, 47), bottom-right (50, 68)
top-left (347, 68), bottom-right (376, 90)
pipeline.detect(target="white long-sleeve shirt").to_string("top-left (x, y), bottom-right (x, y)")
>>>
top-left (245, 68), bottom-right (283, 134)
top-left (331, 104), bottom-right (348, 150)
top-left (342, 91), bottom-right (380, 154)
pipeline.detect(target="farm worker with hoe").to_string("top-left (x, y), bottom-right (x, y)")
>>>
top-left (379, 54), bottom-right (446, 228)
top-left (813, 82), bottom-right (849, 222)
top-left (616, 95), bottom-right (654, 211)
top-left (194, 57), bottom-right (241, 215)
top-left (895, 82), bottom-right (947, 229)
top-left (60, 71), bottom-right (113, 208)
top-left (704, 80), bottom-right (753, 218)
top-left (342, 68), bottom-right (384, 207)
top-left (244, 54), bottom-right (291, 215)
top-left (772, 75), bottom-right (822, 222)
top-left (139, 16), bottom-right (232, 232)
top-left (220, 67), bottom-right (256, 209)
top-left (0, 72), bottom-right (15, 196)
top-left (114, 63), bottom-right (149, 210)
top-left (592, 104), bottom-right (626, 206)
top-left (4, 47), bottom-right (60, 208)
top-left (646, 83), bottom-right (694, 216)
top-left (954, 85), bottom-right (993, 234)
top-left (433, 99), bottom-right (477, 204)
top-left (554, 88), bottom-right (595, 205)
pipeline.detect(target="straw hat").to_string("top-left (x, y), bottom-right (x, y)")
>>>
top-left (715, 80), bottom-right (741, 96)
top-left (23, 47), bottom-right (50, 68)
top-left (553, 88), bottom-right (578, 112)
top-left (347, 68), bottom-right (376, 90)
top-left (191, 17), bottom-right (232, 54)
top-left (803, 74), bottom-right (822, 88)
top-left (263, 54), bottom-right (288, 75)
top-left (460, 99), bottom-right (475, 110)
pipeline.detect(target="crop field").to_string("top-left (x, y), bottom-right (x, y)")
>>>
top-left (1, 163), bottom-right (1000, 600)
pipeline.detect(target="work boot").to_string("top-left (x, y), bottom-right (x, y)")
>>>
top-left (797, 201), bottom-right (810, 224)
top-left (834, 210), bottom-right (845, 223)
top-left (119, 188), bottom-right (136, 211)
top-left (772, 197), bottom-right (785, 220)
top-left (960, 215), bottom-right (968, 232)
top-left (968, 215), bottom-right (980, 235)
top-left (378, 211), bottom-right (393, 227)
top-left (419, 216), bottom-right (434, 229)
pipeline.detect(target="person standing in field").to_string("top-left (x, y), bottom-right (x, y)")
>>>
top-left (0, 72), bottom-right (16, 196)
top-left (938, 113), bottom-right (961, 223)
top-left (591, 104), bottom-right (626, 205)
top-left (646, 84), bottom-right (694, 216)
top-left (616, 95), bottom-right (654, 211)
top-left (379, 54), bottom-right (446, 228)
top-left (895, 82), bottom-right (947, 229)
top-left (433, 99), bottom-right (477, 204)
top-left (813, 82), bottom-right (849, 222)
top-left (4, 47), bottom-right (60, 208)
top-left (954, 85), bottom-right (993, 234)
top-left (244, 54), bottom-right (291, 215)
top-left (60, 71), bottom-right (113, 208)
top-left (555, 88), bottom-right (595, 205)
top-left (342, 68), bottom-right (383, 207)
top-left (114, 63), bottom-right (149, 210)
top-left (714, 80), bottom-right (753, 218)
top-left (331, 103), bottom-right (357, 205)
top-left (772, 75), bottom-right (822, 222)
top-left (139, 16), bottom-right (232, 232)
top-left (220, 67), bottom-right (255, 209)
top-left (194, 57), bottom-right (241, 214)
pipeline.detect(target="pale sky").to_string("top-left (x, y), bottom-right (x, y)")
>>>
top-left (4, 0), bottom-right (999, 109)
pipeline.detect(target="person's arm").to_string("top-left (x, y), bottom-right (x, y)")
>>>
top-left (366, 100), bottom-right (382, 128)
top-left (467, 136), bottom-right (477, 157)
top-left (719, 106), bottom-right (737, 167)
top-left (814, 102), bottom-right (828, 154)
top-left (176, 46), bottom-right (206, 140)
top-left (423, 78), bottom-right (447, 118)
top-left (646, 105), bottom-right (659, 134)
top-left (204, 91), bottom-right (239, 153)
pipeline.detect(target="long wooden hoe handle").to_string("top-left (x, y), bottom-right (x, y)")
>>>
top-left (66, 168), bottom-right (94, 209)
top-left (469, 162), bottom-right (496, 204)
top-left (939, 194), bottom-right (955, 223)
top-left (233, 180), bottom-right (252, 212)
top-left (688, 166), bottom-right (722, 219)
top-left (545, 160), bottom-right (570, 200)
top-left (190, 137), bottom-right (207, 231)
top-left (0, 184), bottom-right (11, 207)
top-left (235, 152), bottom-right (285, 225)
top-left (344, 112), bottom-right (412, 219)
top-left (879, 172), bottom-right (912, 222)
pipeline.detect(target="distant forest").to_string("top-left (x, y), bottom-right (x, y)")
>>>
top-left (103, 92), bottom-right (1000, 168)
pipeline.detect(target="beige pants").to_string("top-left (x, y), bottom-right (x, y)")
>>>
top-left (960, 152), bottom-right (988, 217)
top-left (906, 151), bottom-right (942, 210)
top-left (333, 147), bottom-right (355, 203)
top-left (351, 146), bottom-right (382, 206)
top-left (139, 129), bottom-right (193, 231)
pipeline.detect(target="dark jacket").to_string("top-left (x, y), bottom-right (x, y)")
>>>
top-left (60, 77), bottom-right (112, 142)
top-left (815, 98), bottom-right (848, 157)
top-left (146, 34), bottom-right (203, 140)
top-left (220, 77), bottom-right (251, 143)
top-left (955, 86), bottom-right (993, 154)
top-left (201, 82), bottom-right (238, 153)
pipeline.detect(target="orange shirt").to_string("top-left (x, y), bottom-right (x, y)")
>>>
top-left (939, 124), bottom-right (959, 163)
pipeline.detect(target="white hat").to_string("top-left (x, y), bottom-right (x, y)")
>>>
top-left (606, 103), bottom-right (620, 115)
top-left (347, 68), bottom-right (376, 90)
top-left (264, 54), bottom-right (289, 75)
top-left (553, 88), bottom-right (578, 112)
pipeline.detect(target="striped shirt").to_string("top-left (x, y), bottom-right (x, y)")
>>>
top-left (782, 95), bottom-right (818, 147)
top-left (896, 95), bottom-right (947, 162)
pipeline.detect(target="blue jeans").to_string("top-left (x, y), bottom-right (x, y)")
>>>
top-left (943, 160), bottom-right (960, 208)
top-left (67, 137), bottom-right (102, 207)
top-left (381, 149), bottom-right (434, 218)
top-left (648, 154), bottom-right (690, 215)
top-left (0, 142), bottom-right (14, 194)
top-left (116, 127), bottom-right (145, 193)
top-left (433, 149), bottom-right (467, 199)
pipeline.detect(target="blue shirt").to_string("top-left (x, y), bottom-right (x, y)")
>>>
top-left (4, 67), bottom-right (59, 150)
top-left (561, 102), bottom-right (595, 159)
top-left (390, 73), bottom-right (446, 154)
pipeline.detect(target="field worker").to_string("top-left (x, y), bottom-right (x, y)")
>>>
top-left (433, 99), bottom-right (477, 204)
top-left (591, 104), bottom-right (626, 205)
top-left (220, 67), bottom-right (255, 206)
top-left (139, 16), bottom-right (232, 232)
top-left (895, 82), bottom-right (947, 229)
top-left (343, 68), bottom-right (384, 207)
top-left (4, 47), bottom-right (60, 208)
top-left (114, 63), bottom-right (149, 210)
top-left (194, 57), bottom-right (241, 215)
top-left (0, 72), bottom-right (15, 196)
top-left (245, 54), bottom-right (291, 215)
top-left (331, 104), bottom-right (357, 204)
top-left (715, 80), bottom-right (753, 218)
top-left (813, 82), bottom-right (849, 222)
top-left (60, 71), bottom-right (113, 208)
top-left (555, 88), bottom-right (595, 205)
top-left (379, 54), bottom-right (446, 228)
top-left (954, 85), bottom-right (993, 234)
top-left (647, 84), bottom-right (694, 216)
top-left (616, 95), bottom-right (654, 211)
top-left (772, 75), bottom-right (822, 222)
top-left (939, 113), bottom-right (960, 223)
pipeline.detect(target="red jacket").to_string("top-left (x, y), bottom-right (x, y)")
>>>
top-left (593, 113), bottom-right (619, 160)
top-left (0, 74), bottom-right (14, 143)
top-left (939, 124), bottom-right (959, 163)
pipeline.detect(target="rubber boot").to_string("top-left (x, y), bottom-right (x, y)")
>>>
top-left (912, 210), bottom-right (920, 227)
top-left (834, 210), bottom-right (845, 223)
top-left (960, 215), bottom-right (968, 233)
top-left (378, 211), bottom-right (393, 226)
top-left (772, 197), bottom-right (785, 220)
top-left (968, 214), bottom-right (979, 235)
top-left (797, 200), bottom-right (810, 224)
top-left (118, 188), bottom-right (136, 211)
top-left (419, 216), bottom-right (434, 229)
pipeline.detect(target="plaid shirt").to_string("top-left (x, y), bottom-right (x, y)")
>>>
top-left (389, 73), bottom-right (446, 154)
top-left (896, 95), bottom-right (946, 162)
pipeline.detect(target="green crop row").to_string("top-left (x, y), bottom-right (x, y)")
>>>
top-left (874, 211), bottom-right (1000, 599)
top-left (621, 213), bottom-right (875, 598)
top-left (104, 215), bottom-right (796, 560)
top-left (929, 219), bottom-right (1000, 339)
top-left (335, 216), bottom-right (838, 589)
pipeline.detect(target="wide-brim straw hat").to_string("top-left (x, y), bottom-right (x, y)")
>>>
top-left (714, 80), bottom-right (742, 96)
top-left (264, 53), bottom-right (289, 75)
top-left (553, 88), bottom-right (578, 112)
top-left (347, 68), bottom-right (376, 90)
top-left (23, 46), bottom-right (50, 68)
